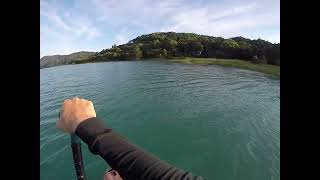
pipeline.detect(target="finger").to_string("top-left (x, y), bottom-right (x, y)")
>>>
top-left (64, 98), bottom-right (71, 103)
top-left (86, 100), bottom-right (93, 105)
top-left (72, 96), bottom-right (80, 100)
top-left (63, 98), bottom-right (71, 106)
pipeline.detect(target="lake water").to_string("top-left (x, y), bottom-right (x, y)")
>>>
top-left (40, 60), bottom-right (280, 180)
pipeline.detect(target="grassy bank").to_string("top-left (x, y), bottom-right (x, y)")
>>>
top-left (70, 57), bottom-right (280, 77)
top-left (168, 57), bottom-right (280, 77)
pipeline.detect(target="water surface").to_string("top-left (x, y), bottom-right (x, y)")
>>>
top-left (40, 61), bottom-right (280, 180)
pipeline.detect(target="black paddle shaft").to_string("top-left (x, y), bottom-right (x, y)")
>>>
top-left (58, 112), bottom-right (86, 180)
top-left (71, 134), bottom-right (86, 180)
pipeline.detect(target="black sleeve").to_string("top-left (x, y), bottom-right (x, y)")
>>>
top-left (75, 117), bottom-right (206, 180)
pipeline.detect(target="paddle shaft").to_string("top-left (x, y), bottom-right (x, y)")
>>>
top-left (58, 112), bottom-right (86, 179)
top-left (71, 134), bottom-right (86, 180)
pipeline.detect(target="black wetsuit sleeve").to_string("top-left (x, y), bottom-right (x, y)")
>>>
top-left (75, 117), bottom-right (206, 180)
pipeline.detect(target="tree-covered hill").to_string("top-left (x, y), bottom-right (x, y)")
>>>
top-left (88, 32), bottom-right (280, 65)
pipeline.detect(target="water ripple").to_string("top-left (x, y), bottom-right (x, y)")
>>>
top-left (40, 61), bottom-right (280, 180)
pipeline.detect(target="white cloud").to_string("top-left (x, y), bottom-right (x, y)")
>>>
top-left (72, 17), bottom-right (102, 41)
top-left (41, 0), bottom-right (279, 56)
top-left (265, 33), bottom-right (280, 43)
top-left (93, 0), bottom-right (279, 37)
top-left (40, 0), bottom-right (103, 57)
top-left (160, 2), bottom-right (279, 37)
top-left (40, 10), bottom-right (72, 31)
top-left (115, 33), bottom-right (129, 45)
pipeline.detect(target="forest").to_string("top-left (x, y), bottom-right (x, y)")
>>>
top-left (86, 32), bottom-right (280, 66)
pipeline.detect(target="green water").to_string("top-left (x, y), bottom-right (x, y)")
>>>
top-left (40, 61), bottom-right (280, 180)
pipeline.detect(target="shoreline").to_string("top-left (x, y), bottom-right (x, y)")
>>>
top-left (167, 57), bottom-right (280, 77)
top-left (42, 57), bottom-right (280, 77)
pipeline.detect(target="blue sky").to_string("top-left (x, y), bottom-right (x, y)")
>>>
top-left (40, 0), bottom-right (280, 57)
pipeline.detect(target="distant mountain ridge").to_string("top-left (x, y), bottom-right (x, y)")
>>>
top-left (40, 51), bottom-right (96, 68)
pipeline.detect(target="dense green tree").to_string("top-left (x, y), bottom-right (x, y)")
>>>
top-left (162, 49), bottom-right (168, 57)
top-left (87, 32), bottom-right (279, 66)
top-left (133, 45), bottom-right (142, 59)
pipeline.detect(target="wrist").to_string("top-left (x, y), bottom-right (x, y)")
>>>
top-left (72, 115), bottom-right (96, 133)
top-left (75, 117), bottom-right (110, 146)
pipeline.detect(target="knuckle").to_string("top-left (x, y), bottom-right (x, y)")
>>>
top-left (63, 99), bottom-right (71, 104)
top-left (87, 100), bottom-right (93, 106)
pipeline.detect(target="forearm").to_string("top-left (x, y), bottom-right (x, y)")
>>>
top-left (75, 117), bottom-right (205, 180)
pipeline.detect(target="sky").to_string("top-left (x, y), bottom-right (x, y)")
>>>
top-left (40, 0), bottom-right (280, 58)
